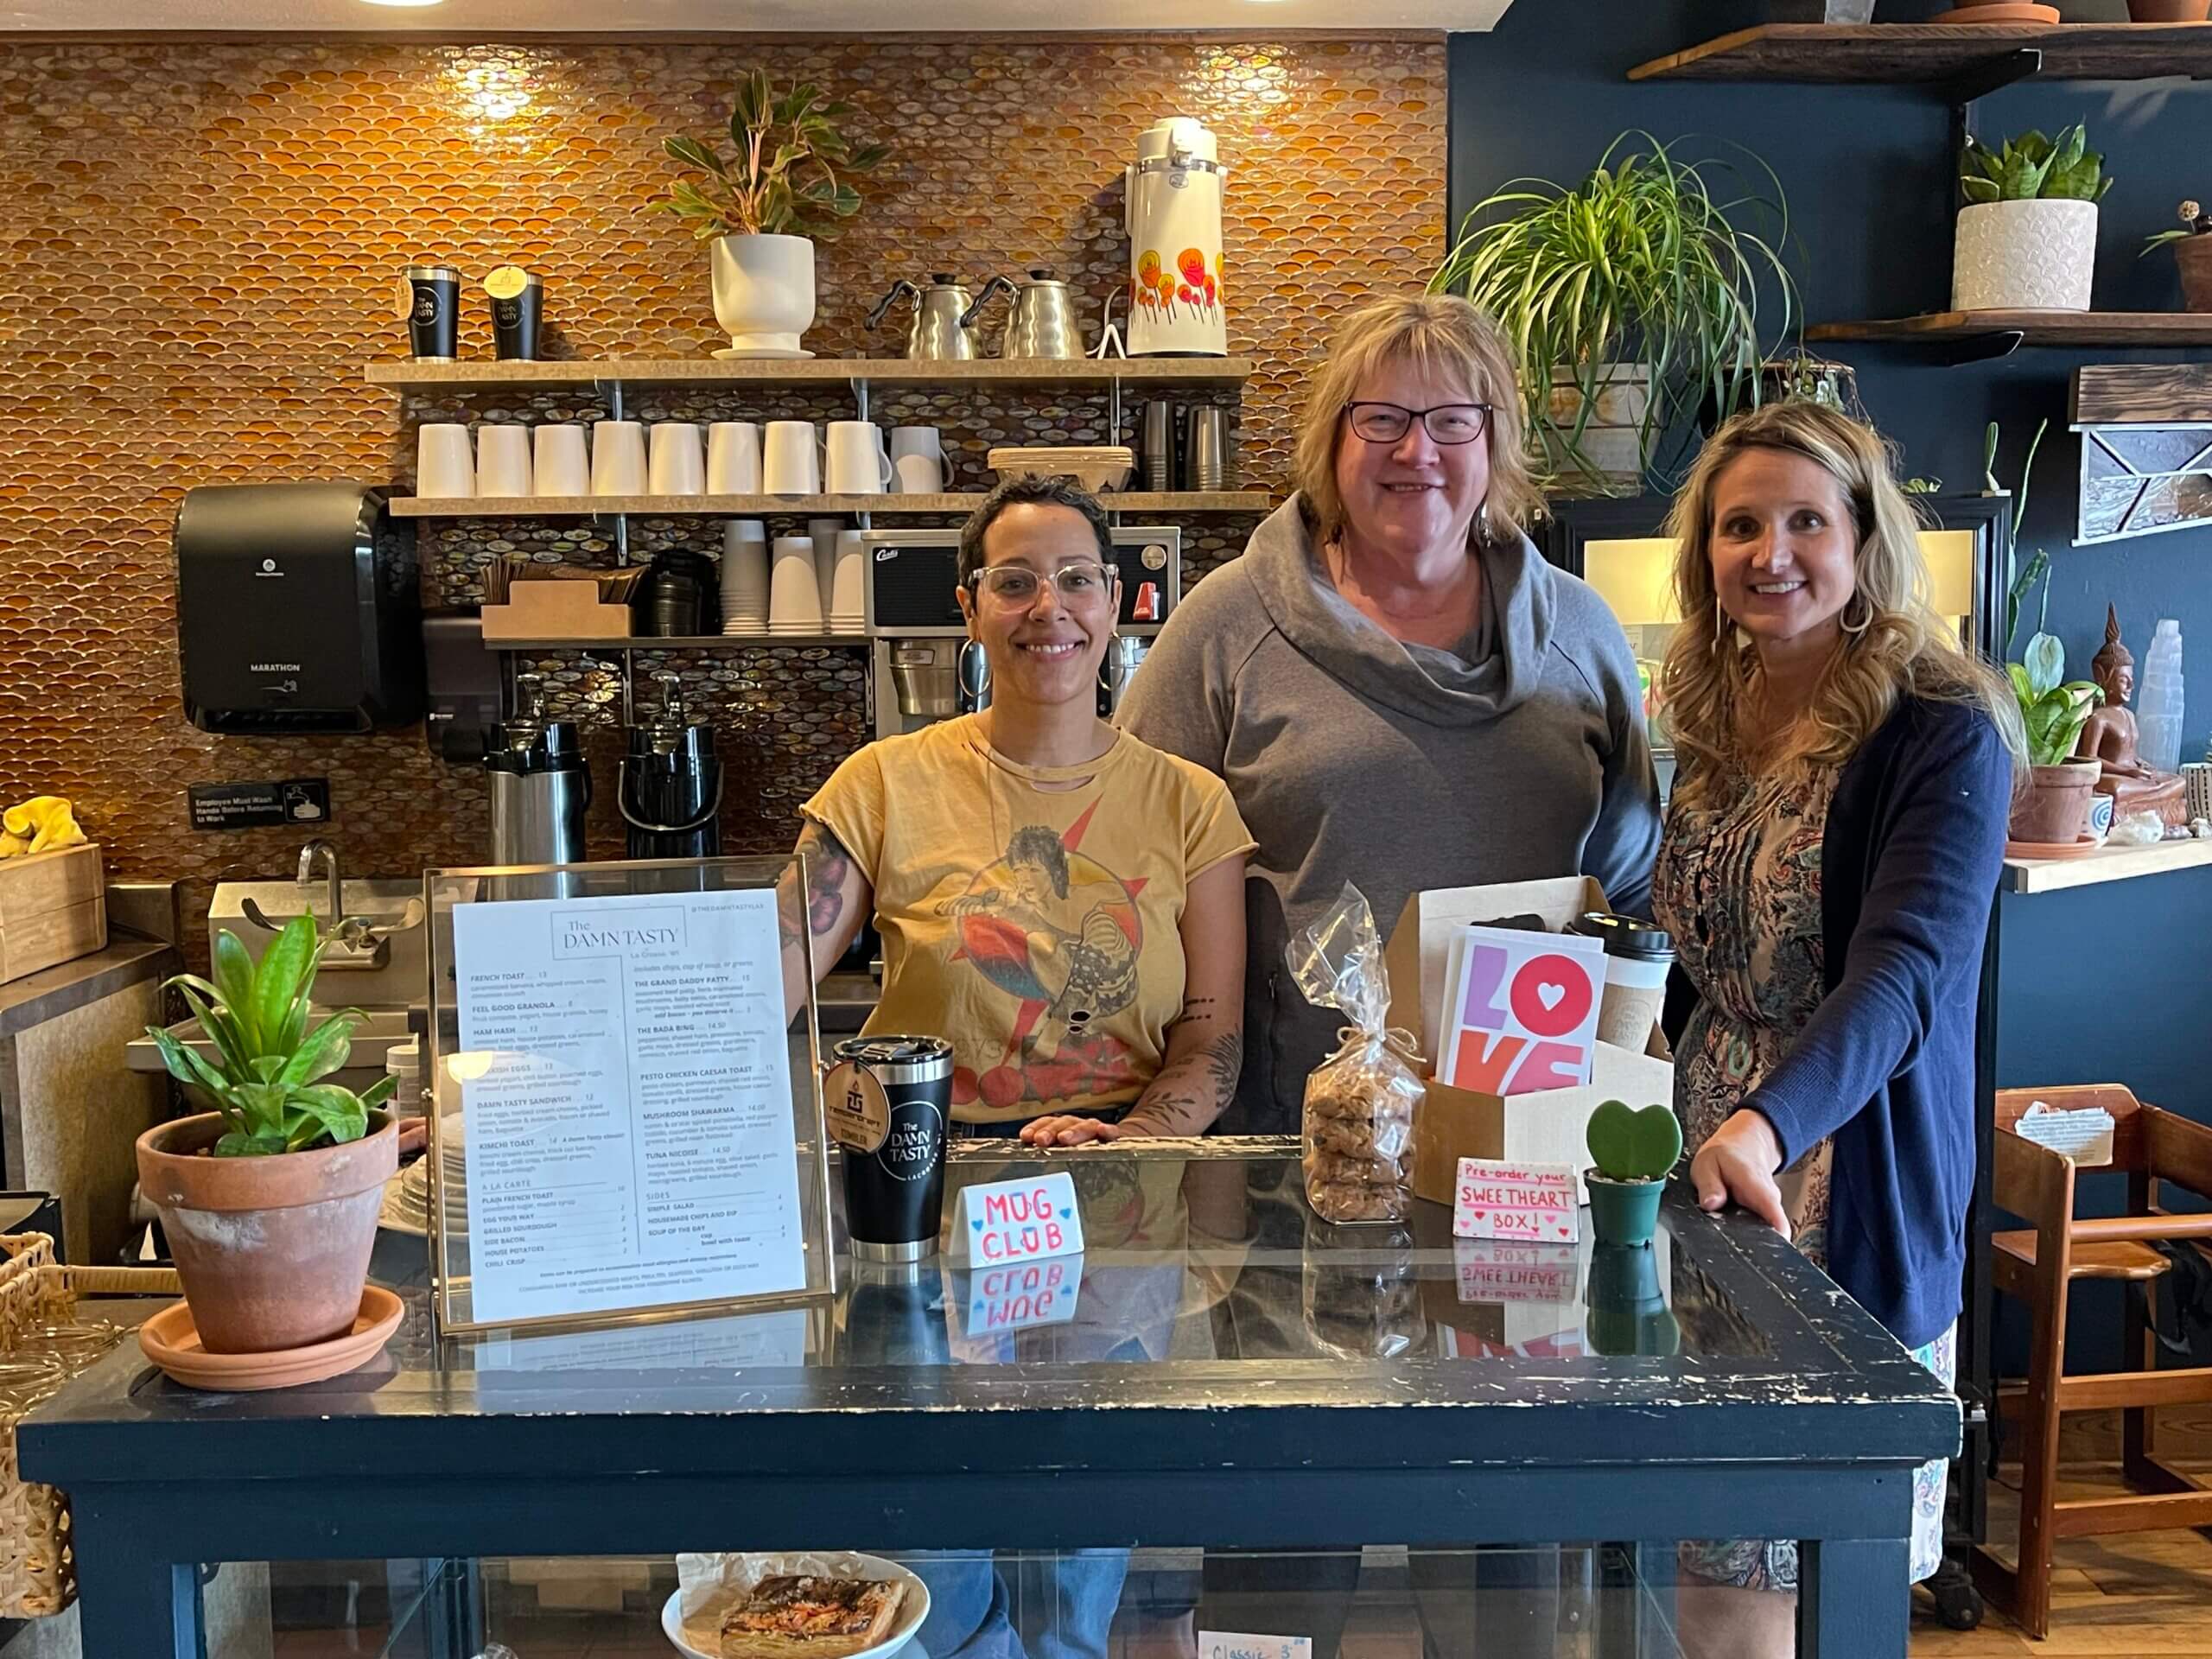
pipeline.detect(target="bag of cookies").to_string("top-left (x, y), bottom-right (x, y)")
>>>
top-left (1286, 883), bottom-right (1424, 1224)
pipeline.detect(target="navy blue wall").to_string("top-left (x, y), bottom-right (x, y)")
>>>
top-left (1448, 0), bottom-right (2212, 757)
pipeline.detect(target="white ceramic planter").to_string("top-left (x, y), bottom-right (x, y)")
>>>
top-left (1953, 200), bottom-right (2098, 313)
top-left (710, 233), bottom-right (817, 354)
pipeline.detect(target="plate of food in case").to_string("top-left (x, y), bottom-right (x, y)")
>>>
top-left (662, 1552), bottom-right (931, 1659)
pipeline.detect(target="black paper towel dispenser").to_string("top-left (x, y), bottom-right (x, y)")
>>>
top-left (175, 483), bottom-right (423, 734)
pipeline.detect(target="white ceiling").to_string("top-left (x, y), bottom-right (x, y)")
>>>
top-left (5, 0), bottom-right (1510, 33)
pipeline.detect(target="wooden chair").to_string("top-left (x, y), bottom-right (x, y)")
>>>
top-left (1974, 1083), bottom-right (2212, 1639)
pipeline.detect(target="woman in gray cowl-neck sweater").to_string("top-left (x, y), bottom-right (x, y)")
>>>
top-left (1121, 294), bottom-right (1662, 1136)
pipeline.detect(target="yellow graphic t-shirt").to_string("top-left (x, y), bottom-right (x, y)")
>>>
top-left (802, 717), bottom-right (1255, 1126)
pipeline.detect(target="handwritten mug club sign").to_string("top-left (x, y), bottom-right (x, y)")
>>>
top-left (1438, 925), bottom-right (1605, 1096)
top-left (944, 1169), bottom-right (1085, 1268)
top-left (1452, 1156), bottom-right (1580, 1243)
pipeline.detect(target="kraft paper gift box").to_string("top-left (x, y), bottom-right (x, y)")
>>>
top-left (1384, 876), bottom-right (1675, 1208)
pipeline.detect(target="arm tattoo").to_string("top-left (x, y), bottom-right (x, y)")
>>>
top-left (797, 823), bottom-right (854, 938)
top-left (1198, 1027), bottom-right (1243, 1098)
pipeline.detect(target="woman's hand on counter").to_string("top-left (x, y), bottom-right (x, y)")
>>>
top-left (1019, 1114), bottom-right (1145, 1147)
top-left (1690, 1108), bottom-right (1790, 1240)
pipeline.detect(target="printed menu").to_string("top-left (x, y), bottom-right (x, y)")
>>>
top-left (450, 889), bottom-right (806, 1326)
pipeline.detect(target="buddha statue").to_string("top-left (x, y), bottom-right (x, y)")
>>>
top-left (2074, 606), bottom-right (2189, 828)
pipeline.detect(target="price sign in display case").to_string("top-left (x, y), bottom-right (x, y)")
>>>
top-left (423, 856), bottom-right (836, 1335)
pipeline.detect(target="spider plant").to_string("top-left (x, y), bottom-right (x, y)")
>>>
top-left (1432, 131), bottom-right (1799, 496)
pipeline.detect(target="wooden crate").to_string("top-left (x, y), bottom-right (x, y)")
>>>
top-left (0, 844), bottom-right (106, 987)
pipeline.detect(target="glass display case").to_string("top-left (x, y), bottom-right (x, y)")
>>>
top-left (21, 1144), bottom-right (1958, 1658)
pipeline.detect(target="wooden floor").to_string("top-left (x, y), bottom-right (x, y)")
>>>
top-left (1916, 1408), bottom-right (2212, 1657)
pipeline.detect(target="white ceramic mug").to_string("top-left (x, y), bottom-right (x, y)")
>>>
top-left (591, 420), bottom-right (648, 496)
top-left (707, 423), bottom-right (763, 494)
top-left (768, 534), bottom-right (825, 631)
top-left (532, 424), bottom-right (589, 497)
top-left (890, 427), bottom-right (944, 495)
top-left (825, 420), bottom-right (893, 496)
top-left (763, 421), bottom-right (822, 496)
top-left (474, 425), bottom-right (533, 497)
top-left (648, 423), bottom-right (706, 496)
top-left (416, 423), bottom-right (474, 499)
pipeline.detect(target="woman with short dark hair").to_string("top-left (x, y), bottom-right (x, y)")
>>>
top-left (783, 476), bottom-right (1254, 1145)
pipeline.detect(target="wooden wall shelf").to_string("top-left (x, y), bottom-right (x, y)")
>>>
top-left (366, 358), bottom-right (1255, 393)
top-left (2075, 364), bottom-right (2212, 427)
top-left (489, 634), bottom-right (869, 652)
top-left (1630, 22), bottom-right (2212, 85)
top-left (1809, 312), bottom-right (2212, 350)
top-left (2005, 837), bottom-right (2212, 896)
top-left (391, 491), bottom-right (1268, 518)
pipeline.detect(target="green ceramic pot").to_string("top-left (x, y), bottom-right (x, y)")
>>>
top-left (1585, 1173), bottom-right (1663, 1249)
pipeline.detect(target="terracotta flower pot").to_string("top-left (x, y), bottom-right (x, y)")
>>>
top-left (136, 1112), bottom-right (397, 1355)
top-left (1932, 1), bottom-right (2061, 21)
top-left (2177, 236), bottom-right (2212, 314)
top-left (2128, 0), bottom-right (2210, 21)
top-left (2010, 761), bottom-right (2101, 846)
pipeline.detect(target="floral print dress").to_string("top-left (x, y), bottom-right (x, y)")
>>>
top-left (1654, 762), bottom-right (1955, 1592)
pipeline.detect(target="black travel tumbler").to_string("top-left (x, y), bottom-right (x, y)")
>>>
top-left (486, 265), bottom-right (543, 361)
top-left (404, 264), bottom-right (461, 360)
top-left (830, 1036), bottom-right (953, 1262)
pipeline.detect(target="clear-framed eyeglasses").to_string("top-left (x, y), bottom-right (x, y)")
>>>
top-left (967, 561), bottom-right (1119, 607)
top-left (1344, 401), bottom-right (1492, 446)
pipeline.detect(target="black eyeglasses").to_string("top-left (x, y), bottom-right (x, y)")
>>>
top-left (1344, 401), bottom-right (1492, 446)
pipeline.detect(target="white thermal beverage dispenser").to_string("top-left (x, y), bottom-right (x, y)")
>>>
top-left (1125, 117), bottom-right (1227, 358)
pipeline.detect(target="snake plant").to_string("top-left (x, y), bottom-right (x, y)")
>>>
top-left (144, 917), bottom-right (391, 1157)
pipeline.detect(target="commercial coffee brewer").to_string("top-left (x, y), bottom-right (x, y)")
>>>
top-left (620, 671), bottom-right (722, 861)
top-left (861, 524), bottom-right (1180, 740)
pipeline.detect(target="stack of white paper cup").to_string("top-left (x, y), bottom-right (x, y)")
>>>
top-left (808, 518), bottom-right (844, 616)
top-left (533, 424), bottom-right (590, 498)
top-left (416, 424), bottom-right (474, 499)
top-left (721, 521), bottom-right (769, 635)
top-left (829, 530), bottom-right (866, 632)
top-left (475, 425), bottom-right (532, 497)
top-left (768, 534), bottom-right (825, 633)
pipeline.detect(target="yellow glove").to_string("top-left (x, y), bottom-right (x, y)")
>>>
top-left (0, 797), bottom-right (86, 857)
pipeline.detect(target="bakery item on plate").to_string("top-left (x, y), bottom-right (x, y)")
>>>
top-left (720, 1575), bottom-right (906, 1659)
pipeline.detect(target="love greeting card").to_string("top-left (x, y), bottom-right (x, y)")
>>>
top-left (1437, 925), bottom-right (1605, 1097)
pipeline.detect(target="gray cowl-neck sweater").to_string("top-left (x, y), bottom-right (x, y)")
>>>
top-left (1118, 495), bottom-right (1663, 1134)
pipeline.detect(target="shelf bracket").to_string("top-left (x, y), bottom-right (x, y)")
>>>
top-left (1931, 329), bottom-right (2027, 368)
top-left (1948, 48), bottom-right (2043, 182)
top-left (851, 376), bottom-right (870, 424)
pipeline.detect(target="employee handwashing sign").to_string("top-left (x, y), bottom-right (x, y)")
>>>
top-left (1438, 925), bottom-right (1605, 1096)
top-left (944, 1170), bottom-right (1084, 1268)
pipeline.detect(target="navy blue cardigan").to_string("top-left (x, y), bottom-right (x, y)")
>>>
top-left (1690, 697), bottom-right (2014, 1351)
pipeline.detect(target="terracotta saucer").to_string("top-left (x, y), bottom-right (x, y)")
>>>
top-left (138, 1287), bottom-right (404, 1391)
top-left (2005, 834), bottom-right (2099, 861)
top-left (1932, 3), bottom-right (2061, 20)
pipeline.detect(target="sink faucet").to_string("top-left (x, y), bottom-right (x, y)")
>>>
top-left (298, 840), bottom-right (346, 935)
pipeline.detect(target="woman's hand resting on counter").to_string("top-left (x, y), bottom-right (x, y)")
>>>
top-left (1019, 1114), bottom-right (1150, 1147)
top-left (1689, 1108), bottom-right (1791, 1241)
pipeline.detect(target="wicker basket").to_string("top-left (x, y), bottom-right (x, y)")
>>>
top-left (0, 1233), bottom-right (180, 1618)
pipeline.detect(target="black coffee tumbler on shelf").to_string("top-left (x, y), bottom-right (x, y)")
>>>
top-left (832, 1036), bottom-right (953, 1263)
top-left (486, 266), bottom-right (543, 361)
top-left (403, 264), bottom-right (461, 361)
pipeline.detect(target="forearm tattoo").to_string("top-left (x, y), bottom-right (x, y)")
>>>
top-left (798, 823), bottom-right (854, 938)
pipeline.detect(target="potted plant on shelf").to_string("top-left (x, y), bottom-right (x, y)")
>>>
top-left (654, 69), bottom-right (889, 358)
top-left (1584, 1099), bottom-right (1682, 1250)
top-left (2006, 632), bottom-right (2105, 847)
top-left (2145, 200), bottom-right (2212, 313)
top-left (138, 917), bottom-right (397, 1355)
top-left (1433, 131), bottom-right (1797, 497)
top-left (1933, 2), bottom-right (2059, 22)
top-left (1955, 125), bottom-right (2111, 314)
top-left (2127, 1), bottom-right (2211, 22)
top-left (1763, 0), bottom-right (1874, 19)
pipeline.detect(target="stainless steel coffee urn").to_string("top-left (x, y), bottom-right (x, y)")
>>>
top-left (485, 672), bottom-right (590, 879)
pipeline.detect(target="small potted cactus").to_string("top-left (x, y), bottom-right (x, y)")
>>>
top-left (1584, 1099), bottom-right (1682, 1249)
top-left (2145, 200), bottom-right (2212, 314)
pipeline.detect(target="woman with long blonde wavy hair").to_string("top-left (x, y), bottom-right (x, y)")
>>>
top-left (1651, 402), bottom-right (2024, 1653)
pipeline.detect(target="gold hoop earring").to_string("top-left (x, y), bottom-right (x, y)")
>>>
top-left (1840, 596), bottom-right (1873, 637)
top-left (1712, 596), bottom-right (1730, 654)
